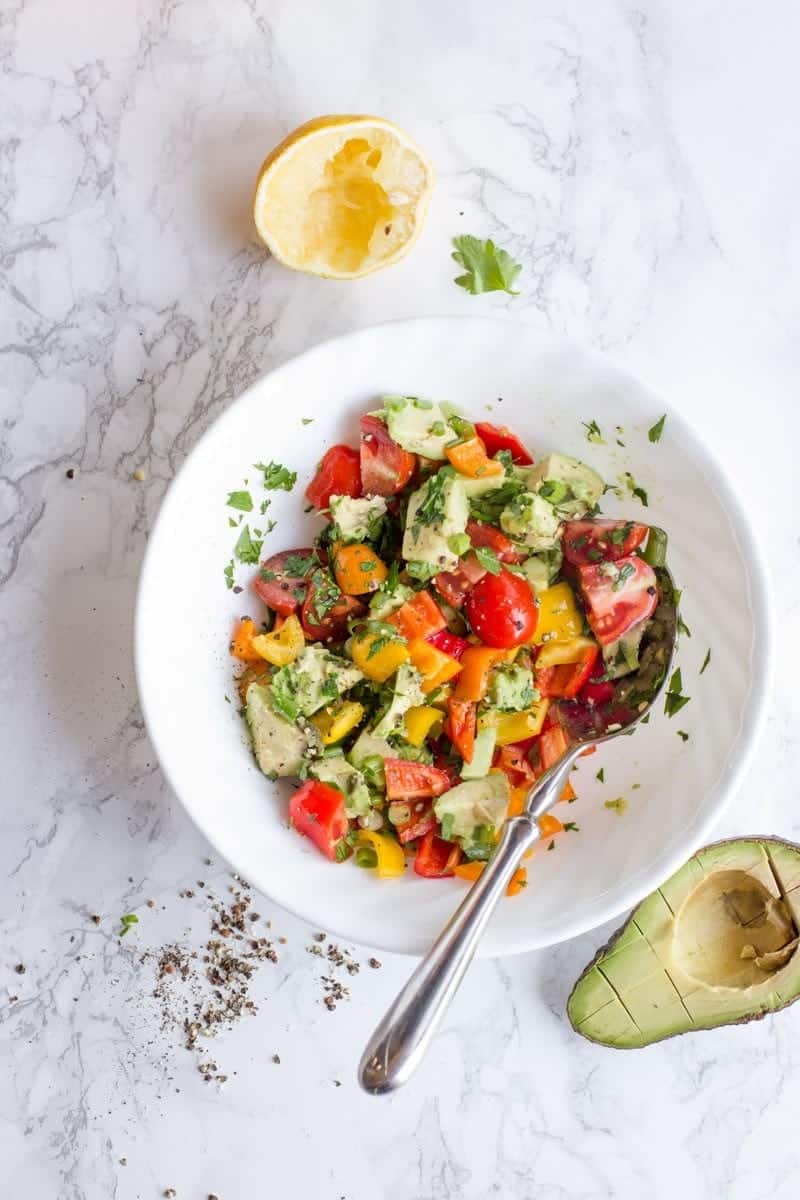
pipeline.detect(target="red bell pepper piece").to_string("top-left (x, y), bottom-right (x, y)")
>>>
top-left (474, 422), bottom-right (534, 465)
top-left (446, 697), bottom-right (476, 762)
top-left (288, 781), bottom-right (349, 861)
top-left (384, 758), bottom-right (452, 800)
top-left (393, 801), bottom-right (437, 845)
top-left (427, 629), bottom-right (469, 660)
top-left (414, 830), bottom-right (462, 878)
top-left (535, 644), bottom-right (599, 699)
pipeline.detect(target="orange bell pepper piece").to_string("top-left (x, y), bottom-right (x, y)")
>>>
top-left (407, 638), bottom-right (463, 694)
top-left (230, 617), bottom-right (264, 664)
top-left (445, 436), bottom-right (504, 479)
top-left (540, 724), bottom-right (570, 770)
top-left (454, 860), bottom-right (528, 897)
top-left (508, 786), bottom-right (529, 817)
top-left (332, 543), bottom-right (388, 595)
top-left (387, 590), bottom-right (446, 640)
top-left (454, 645), bottom-right (506, 701)
top-left (559, 778), bottom-right (577, 803)
top-left (538, 813), bottom-right (564, 838)
top-left (506, 867), bottom-right (527, 896)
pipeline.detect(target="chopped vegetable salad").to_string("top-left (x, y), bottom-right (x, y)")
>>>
top-left (230, 398), bottom-right (668, 889)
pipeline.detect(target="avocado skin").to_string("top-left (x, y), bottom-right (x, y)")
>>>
top-left (567, 836), bottom-right (800, 1050)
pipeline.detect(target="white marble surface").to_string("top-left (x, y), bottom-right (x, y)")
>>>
top-left (3, 1), bottom-right (800, 1196)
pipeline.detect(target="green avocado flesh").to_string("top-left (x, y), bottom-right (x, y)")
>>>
top-left (568, 838), bottom-right (800, 1048)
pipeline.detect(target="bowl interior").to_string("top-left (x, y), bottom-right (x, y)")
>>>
top-left (135, 317), bottom-right (769, 955)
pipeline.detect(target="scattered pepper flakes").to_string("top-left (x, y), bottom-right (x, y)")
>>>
top-left (14, 964), bottom-right (26, 975)
top-left (272, 1053), bottom-right (281, 1064)
top-left (66, 467), bottom-right (76, 479)
top-left (91, 914), bottom-right (101, 925)
top-left (368, 957), bottom-right (382, 970)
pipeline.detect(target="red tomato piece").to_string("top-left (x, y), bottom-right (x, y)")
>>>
top-left (301, 571), bottom-right (365, 641)
top-left (465, 569), bottom-right (538, 648)
top-left (466, 519), bottom-right (524, 564)
top-left (394, 800), bottom-right (437, 845)
top-left (474, 422), bottom-right (534, 465)
top-left (414, 830), bottom-right (461, 878)
top-left (253, 548), bottom-right (317, 616)
top-left (384, 758), bottom-right (452, 801)
top-left (359, 415), bottom-right (416, 497)
top-left (388, 590), bottom-right (447, 641)
top-left (446, 697), bottom-right (476, 762)
top-left (434, 555), bottom-right (488, 608)
top-left (578, 660), bottom-right (616, 705)
top-left (289, 780), bottom-right (349, 861)
top-left (427, 629), bottom-right (470, 660)
top-left (562, 520), bottom-right (649, 566)
top-left (576, 556), bottom-right (658, 647)
top-left (306, 444), bottom-right (361, 511)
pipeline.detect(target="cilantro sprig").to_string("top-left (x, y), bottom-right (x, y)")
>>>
top-left (452, 235), bottom-right (522, 296)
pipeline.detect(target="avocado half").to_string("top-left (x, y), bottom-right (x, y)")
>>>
top-left (568, 838), bottom-right (800, 1048)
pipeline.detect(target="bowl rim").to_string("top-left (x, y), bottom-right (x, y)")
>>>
top-left (134, 315), bottom-right (775, 957)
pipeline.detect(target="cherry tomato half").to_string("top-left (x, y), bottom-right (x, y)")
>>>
top-left (464, 569), bottom-right (538, 648)
top-left (306, 444), bottom-right (361, 511)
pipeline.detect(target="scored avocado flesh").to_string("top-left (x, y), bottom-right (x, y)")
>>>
top-left (568, 838), bottom-right (800, 1048)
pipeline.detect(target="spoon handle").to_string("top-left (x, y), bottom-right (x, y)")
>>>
top-left (358, 751), bottom-right (581, 1094)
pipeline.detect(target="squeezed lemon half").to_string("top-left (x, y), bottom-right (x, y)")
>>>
top-left (253, 115), bottom-right (434, 279)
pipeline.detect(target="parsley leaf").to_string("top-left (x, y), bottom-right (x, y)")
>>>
top-left (582, 420), bottom-right (605, 445)
top-left (563, 822), bottom-right (580, 832)
top-left (664, 667), bottom-right (691, 718)
top-left (469, 478), bottom-right (524, 523)
top-left (621, 471), bottom-right (648, 507)
top-left (227, 490), bottom-right (253, 511)
top-left (301, 418), bottom-right (314, 426)
top-left (677, 730), bottom-right (690, 742)
top-left (700, 648), bottom-right (711, 675)
top-left (256, 461), bottom-right (297, 491)
top-left (223, 560), bottom-right (235, 589)
top-left (451, 235), bottom-right (522, 296)
top-left (119, 913), bottom-right (139, 938)
top-left (473, 545), bottom-right (502, 575)
top-left (234, 524), bottom-right (263, 565)
top-left (595, 768), bottom-right (605, 783)
top-left (648, 414), bottom-right (667, 443)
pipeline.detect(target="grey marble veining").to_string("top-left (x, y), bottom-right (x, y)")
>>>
top-left (2, 1), bottom-right (800, 1197)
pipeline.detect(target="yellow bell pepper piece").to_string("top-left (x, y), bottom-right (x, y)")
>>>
top-left (350, 630), bottom-right (410, 682)
top-left (479, 699), bottom-right (550, 746)
top-left (404, 705), bottom-right (442, 747)
top-left (407, 638), bottom-right (463, 694)
top-left (251, 614), bottom-right (305, 666)
top-left (532, 582), bottom-right (583, 645)
top-left (311, 699), bottom-right (365, 746)
top-left (535, 634), bottom-right (597, 668)
top-left (356, 831), bottom-right (405, 878)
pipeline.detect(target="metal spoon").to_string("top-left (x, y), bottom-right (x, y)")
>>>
top-left (359, 567), bottom-right (678, 1094)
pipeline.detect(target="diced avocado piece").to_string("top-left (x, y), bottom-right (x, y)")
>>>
top-left (568, 837), bottom-right (800, 1048)
top-left (402, 471), bottom-right (469, 572)
top-left (270, 646), bottom-right (363, 721)
top-left (528, 453), bottom-right (604, 518)
top-left (347, 729), bottom-right (394, 791)
top-left (500, 490), bottom-right (562, 551)
top-left (601, 616), bottom-right (650, 680)
top-left (369, 581), bottom-right (415, 620)
top-left (329, 494), bottom-right (387, 543)
top-left (460, 473), bottom-right (509, 498)
top-left (372, 663), bottom-right (426, 738)
top-left (487, 664), bottom-right (538, 712)
top-left (384, 395), bottom-right (455, 459)
top-left (311, 756), bottom-right (372, 818)
top-left (245, 683), bottom-right (322, 777)
top-left (460, 727), bottom-right (497, 780)
top-left (520, 545), bottom-right (563, 594)
top-left (434, 773), bottom-right (510, 847)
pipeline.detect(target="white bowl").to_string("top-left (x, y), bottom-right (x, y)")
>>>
top-left (135, 317), bottom-right (772, 956)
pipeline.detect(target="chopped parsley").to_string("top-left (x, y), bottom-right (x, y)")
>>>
top-left (234, 524), bottom-right (263, 564)
top-left (301, 417), bottom-right (314, 426)
top-left (621, 472), bottom-right (648, 507)
top-left (700, 648), bottom-right (711, 675)
top-left (648, 414), bottom-right (667, 443)
top-left (604, 798), bottom-right (627, 815)
top-left (469, 477), bottom-right (524, 524)
top-left (677, 730), bottom-right (690, 742)
top-left (451, 235), bottom-right (522, 296)
top-left (228, 517), bottom-right (237, 528)
top-left (608, 522), bottom-right (633, 546)
top-left (582, 420), bottom-right (605, 445)
top-left (307, 569), bottom-right (341, 621)
top-left (595, 767), bottom-right (605, 783)
top-left (547, 840), bottom-right (555, 851)
top-left (119, 913), bottom-right (139, 938)
top-left (413, 468), bottom-right (454, 534)
top-left (678, 615), bottom-right (692, 638)
top-left (612, 562), bottom-right (636, 592)
top-left (260, 497), bottom-right (271, 515)
top-left (664, 667), bottom-right (691, 718)
top-left (406, 560), bottom-right (438, 582)
top-left (473, 546), bottom-right (502, 575)
top-left (227, 490), bottom-right (253, 511)
top-left (563, 822), bottom-right (580, 833)
top-left (223, 560), bottom-right (235, 589)
top-left (283, 552), bottom-right (317, 577)
top-left (256, 461), bottom-right (297, 491)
